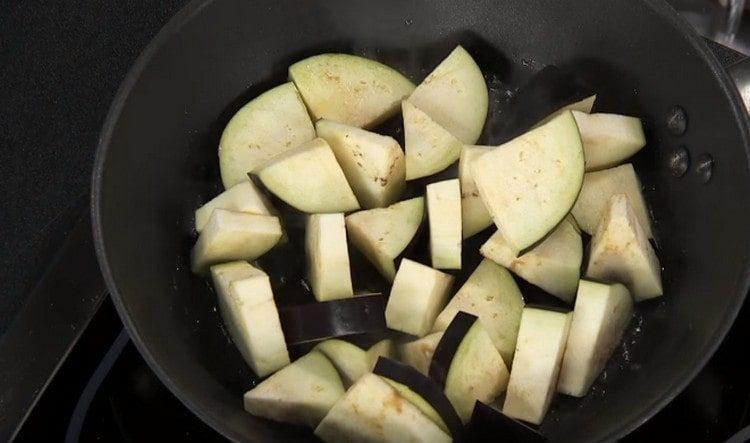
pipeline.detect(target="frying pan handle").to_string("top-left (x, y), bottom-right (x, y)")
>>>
top-left (728, 58), bottom-right (750, 113)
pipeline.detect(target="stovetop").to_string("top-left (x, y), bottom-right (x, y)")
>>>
top-left (2, 1), bottom-right (750, 442)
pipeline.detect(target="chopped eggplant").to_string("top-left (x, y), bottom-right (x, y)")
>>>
top-left (345, 197), bottom-right (425, 281)
top-left (289, 54), bottom-right (415, 128)
top-left (316, 119), bottom-right (406, 209)
top-left (467, 402), bottom-right (546, 443)
top-left (194, 181), bottom-right (276, 233)
top-left (256, 138), bottom-right (360, 213)
top-left (535, 95), bottom-right (597, 128)
top-left (313, 338), bottom-right (397, 388)
top-left (374, 357), bottom-right (464, 438)
top-left (473, 111), bottom-right (585, 252)
top-left (403, 100), bottom-right (463, 180)
top-left (306, 213), bottom-right (354, 301)
top-left (314, 339), bottom-right (370, 387)
top-left (503, 308), bottom-right (572, 425)
top-left (408, 45), bottom-right (488, 144)
top-left (570, 163), bottom-right (653, 238)
top-left (218, 82), bottom-right (315, 188)
top-left (398, 332), bottom-right (443, 375)
top-left (244, 351), bottom-right (345, 427)
top-left (481, 217), bottom-right (582, 303)
top-left (459, 145), bottom-right (494, 239)
top-left (367, 339), bottom-right (396, 363)
top-left (426, 178), bottom-right (462, 269)
top-left (430, 312), bottom-right (510, 423)
top-left (585, 194), bottom-right (663, 301)
top-left (432, 259), bottom-right (524, 364)
top-left (211, 262), bottom-right (289, 377)
top-left (558, 280), bottom-right (633, 396)
top-left (572, 111), bottom-right (646, 171)
top-left (385, 259), bottom-right (453, 337)
top-left (190, 209), bottom-right (282, 273)
top-left (279, 294), bottom-right (387, 345)
top-left (315, 373), bottom-right (451, 443)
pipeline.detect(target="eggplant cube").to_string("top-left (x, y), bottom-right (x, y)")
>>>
top-left (459, 145), bottom-right (494, 239)
top-left (432, 259), bottom-right (524, 364)
top-left (398, 332), bottom-right (444, 375)
top-left (586, 194), bottom-right (663, 301)
top-left (190, 209), bottom-right (282, 274)
top-left (289, 53), bottom-right (415, 129)
top-left (218, 82), bottom-right (315, 188)
top-left (558, 280), bottom-right (634, 396)
top-left (315, 373), bottom-right (451, 443)
top-left (195, 181), bottom-right (277, 233)
top-left (345, 197), bottom-right (425, 281)
top-left (243, 351), bottom-right (345, 427)
top-left (503, 308), bottom-right (572, 425)
top-left (426, 179), bottom-right (462, 269)
top-left (473, 111), bottom-right (585, 252)
top-left (431, 313), bottom-right (509, 423)
top-left (306, 213), bottom-right (354, 302)
top-left (385, 259), bottom-right (453, 337)
top-left (403, 101), bottom-right (463, 180)
top-left (572, 111), bottom-right (646, 171)
top-left (408, 45), bottom-right (488, 145)
top-left (571, 163), bottom-right (653, 238)
top-left (256, 138), bottom-right (360, 213)
top-left (316, 119), bottom-right (406, 209)
top-left (211, 261), bottom-right (290, 377)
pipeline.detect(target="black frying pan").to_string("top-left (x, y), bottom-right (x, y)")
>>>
top-left (92, 0), bottom-right (750, 441)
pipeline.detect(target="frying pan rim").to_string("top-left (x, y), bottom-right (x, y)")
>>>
top-left (91, 0), bottom-right (750, 441)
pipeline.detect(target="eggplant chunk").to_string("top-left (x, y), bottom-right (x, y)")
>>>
top-left (408, 45), bottom-right (488, 144)
top-left (345, 197), bottom-right (424, 281)
top-left (481, 217), bottom-right (582, 303)
top-left (218, 82), bottom-right (315, 188)
top-left (195, 181), bottom-right (276, 233)
top-left (314, 339), bottom-right (370, 388)
top-left (459, 145), bottom-right (494, 239)
top-left (585, 194), bottom-right (663, 301)
top-left (316, 119), bottom-right (406, 209)
top-left (374, 357), bottom-right (463, 438)
top-left (403, 101), bottom-right (463, 180)
top-left (572, 111), bottom-right (646, 171)
top-left (432, 259), bottom-right (524, 364)
top-left (385, 259), bottom-right (453, 337)
top-left (430, 312), bottom-right (509, 423)
top-left (426, 179), bottom-right (462, 269)
top-left (256, 138), bottom-right (360, 213)
top-left (558, 280), bottom-right (633, 396)
top-left (306, 213), bottom-right (353, 302)
top-left (210, 262), bottom-right (289, 376)
top-left (190, 209), bottom-right (282, 273)
top-left (289, 54), bottom-right (415, 128)
top-left (571, 163), bottom-right (652, 238)
top-left (315, 373), bottom-right (451, 443)
top-left (398, 332), bottom-right (444, 375)
top-left (473, 111), bottom-right (585, 252)
top-left (503, 308), bottom-right (572, 425)
top-left (244, 351), bottom-right (345, 427)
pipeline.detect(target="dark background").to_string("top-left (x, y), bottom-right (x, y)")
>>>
top-left (0, 1), bottom-right (187, 334)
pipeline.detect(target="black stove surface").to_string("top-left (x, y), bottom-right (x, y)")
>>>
top-left (3, 1), bottom-right (750, 442)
